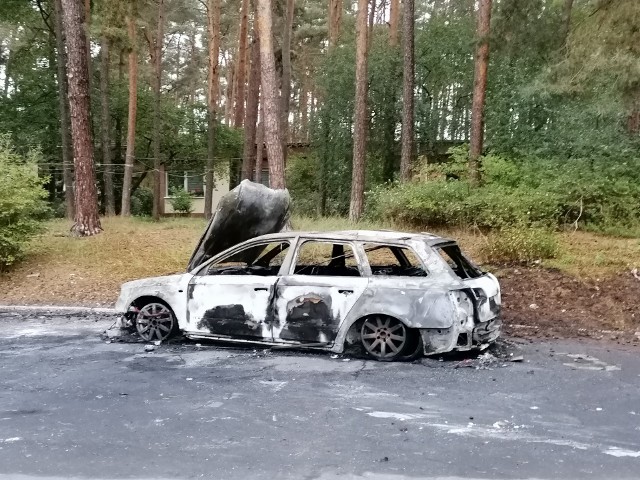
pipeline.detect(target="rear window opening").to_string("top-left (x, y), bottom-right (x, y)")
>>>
top-left (364, 244), bottom-right (428, 277)
top-left (436, 244), bottom-right (483, 279)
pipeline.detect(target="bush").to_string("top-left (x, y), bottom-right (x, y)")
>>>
top-left (131, 187), bottom-right (153, 217)
top-left (480, 227), bottom-right (559, 263)
top-left (0, 136), bottom-right (49, 270)
top-left (168, 187), bottom-right (194, 214)
top-left (368, 181), bottom-right (562, 229)
top-left (286, 154), bottom-right (321, 216)
top-left (368, 148), bottom-right (640, 231)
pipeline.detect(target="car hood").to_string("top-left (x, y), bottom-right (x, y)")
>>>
top-left (187, 180), bottom-right (291, 271)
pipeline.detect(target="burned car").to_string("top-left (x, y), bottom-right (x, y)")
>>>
top-left (115, 182), bottom-right (501, 361)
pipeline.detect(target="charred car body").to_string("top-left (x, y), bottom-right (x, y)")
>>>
top-left (115, 182), bottom-right (501, 361)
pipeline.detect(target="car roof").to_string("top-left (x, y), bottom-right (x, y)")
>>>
top-left (250, 229), bottom-right (455, 246)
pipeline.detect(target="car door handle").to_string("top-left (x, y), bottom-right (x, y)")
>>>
top-left (338, 289), bottom-right (354, 295)
top-left (254, 287), bottom-right (269, 291)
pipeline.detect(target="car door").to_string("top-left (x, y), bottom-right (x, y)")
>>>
top-left (186, 240), bottom-right (291, 341)
top-left (272, 239), bottom-right (368, 345)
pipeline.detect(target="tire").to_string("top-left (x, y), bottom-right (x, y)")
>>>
top-left (360, 315), bottom-right (413, 361)
top-left (135, 301), bottom-right (178, 342)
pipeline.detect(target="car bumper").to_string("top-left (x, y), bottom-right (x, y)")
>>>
top-left (420, 315), bottom-right (502, 355)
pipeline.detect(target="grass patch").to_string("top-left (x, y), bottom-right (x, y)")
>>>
top-left (0, 216), bottom-right (637, 306)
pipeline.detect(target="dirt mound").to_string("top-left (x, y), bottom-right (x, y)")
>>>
top-left (499, 267), bottom-right (640, 343)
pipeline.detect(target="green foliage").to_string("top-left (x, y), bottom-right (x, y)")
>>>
top-left (168, 187), bottom-right (194, 215)
top-left (369, 150), bottom-right (640, 231)
top-left (0, 136), bottom-right (49, 270)
top-left (480, 226), bottom-right (559, 264)
top-left (286, 154), bottom-right (321, 216)
top-left (131, 187), bottom-right (153, 217)
top-left (369, 181), bottom-right (562, 229)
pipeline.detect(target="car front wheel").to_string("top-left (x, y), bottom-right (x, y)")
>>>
top-left (360, 316), bottom-right (410, 361)
top-left (135, 302), bottom-right (177, 342)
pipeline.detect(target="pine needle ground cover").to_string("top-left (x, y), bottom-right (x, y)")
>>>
top-left (0, 216), bottom-right (638, 341)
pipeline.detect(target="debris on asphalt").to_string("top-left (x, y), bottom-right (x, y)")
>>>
top-left (144, 345), bottom-right (156, 352)
top-left (510, 355), bottom-right (524, 362)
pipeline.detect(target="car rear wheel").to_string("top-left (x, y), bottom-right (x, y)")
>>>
top-left (360, 316), bottom-right (409, 361)
top-left (135, 302), bottom-right (177, 342)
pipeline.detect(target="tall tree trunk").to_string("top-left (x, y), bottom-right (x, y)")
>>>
top-left (256, 0), bottom-right (285, 189)
top-left (114, 48), bottom-right (125, 168)
top-left (242, 35), bottom-right (261, 180)
top-left (560, 0), bottom-right (574, 48)
top-left (388, 0), bottom-right (399, 46)
top-left (234, 0), bottom-right (250, 128)
top-left (328, 0), bottom-right (343, 47)
top-left (349, 0), bottom-right (369, 221)
top-left (280, 0), bottom-right (295, 155)
top-left (224, 57), bottom-right (235, 125)
top-left (53, 0), bottom-right (75, 219)
top-left (400, 0), bottom-right (415, 182)
top-left (205, 0), bottom-right (221, 219)
top-left (121, 1), bottom-right (138, 216)
top-left (60, 0), bottom-right (102, 236)
top-left (150, 0), bottom-right (165, 221)
top-left (254, 108), bottom-right (265, 183)
top-left (100, 35), bottom-right (115, 215)
top-left (84, 0), bottom-right (91, 87)
top-left (300, 70), bottom-right (308, 141)
top-left (469, 0), bottom-right (492, 187)
top-left (368, 0), bottom-right (375, 49)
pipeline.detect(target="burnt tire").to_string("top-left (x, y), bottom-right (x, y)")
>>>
top-left (360, 315), bottom-right (417, 362)
top-left (135, 301), bottom-right (178, 342)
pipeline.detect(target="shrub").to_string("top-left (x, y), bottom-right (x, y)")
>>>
top-left (286, 154), bottom-right (321, 216)
top-left (368, 180), bottom-right (562, 229)
top-left (480, 227), bottom-right (559, 263)
top-left (0, 136), bottom-right (49, 270)
top-left (168, 187), bottom-right (194, 214)
top-left (131, 187), bottom-right (153, 217)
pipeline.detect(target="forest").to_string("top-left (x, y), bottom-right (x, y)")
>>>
top-left (0, 0), bottom-right (639, 247)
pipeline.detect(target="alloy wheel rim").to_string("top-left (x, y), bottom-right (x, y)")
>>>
top-left (136, 303), bottom-right (174, 341)
top-left (361, 316), bottom-right (407, 359)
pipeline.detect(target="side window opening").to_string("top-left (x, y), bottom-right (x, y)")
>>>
top-left (206, 242), bottom-right (290, 276)
top-left (293, 241), bottom-right (360, 277)
top-left (436, 244), bottom-right (483, 279)
top-left (364, 244), bottom-right (428, 277)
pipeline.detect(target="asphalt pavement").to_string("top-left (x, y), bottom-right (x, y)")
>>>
top-left (0, 309), bottom-right (639, 480)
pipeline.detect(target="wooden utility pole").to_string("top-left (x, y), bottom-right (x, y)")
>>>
top-left (349, 0), bottom-right (369, 221)
top-left (205, 0), bottom-right (221, 219)
top-left (256, 0), bottom-right (285, 189)
top-left (53, 0), bottom-right (75, 219)
top-left (60, 0), bottom-right (102, 236)
top-left (242, 35), bottom-right (260, 181)
top-left (399, 0), bottom-right (415, 181)
top-left (121, 0), bottom-right (138, 216)
top-left (469, 0), bottom-right (492, 187)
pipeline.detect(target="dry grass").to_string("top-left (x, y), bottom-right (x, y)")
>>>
top-left (0, 217), bottom-right (206, 306)
top-left (548, 231), bottom-right (640, 279)
top-left (0, 216), bottom-right (637, 306)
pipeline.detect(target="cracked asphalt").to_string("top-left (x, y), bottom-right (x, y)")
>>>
top-left (0, 310), bottom-right (639, 480)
